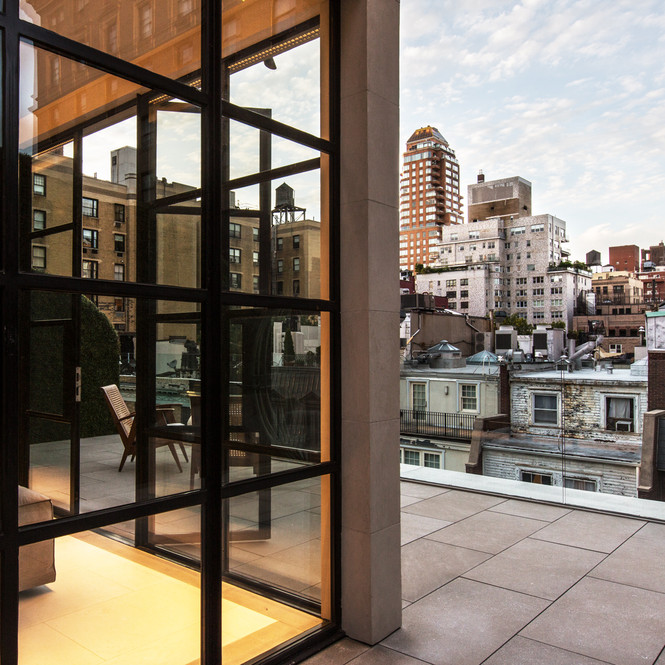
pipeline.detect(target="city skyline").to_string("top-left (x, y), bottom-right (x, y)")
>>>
top-left (401, 0), bottom-right (665, 264)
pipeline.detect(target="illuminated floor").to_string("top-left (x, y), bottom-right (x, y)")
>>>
top-left (19, 533), bottom-right (322, 665)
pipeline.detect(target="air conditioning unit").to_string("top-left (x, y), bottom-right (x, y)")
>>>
top-left (615, 421), bottom-right (632, 432)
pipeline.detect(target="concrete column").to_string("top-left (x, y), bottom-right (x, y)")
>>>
top-left (339, 0), bottom-right (401, 644)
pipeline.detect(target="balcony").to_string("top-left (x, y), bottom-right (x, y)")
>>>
top-left (400, 410), bottom-right (475, 440)
top-left (305, 477), bottom-right (665, 665)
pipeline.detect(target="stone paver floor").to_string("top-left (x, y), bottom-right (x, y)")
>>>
top-left (303, 481), bottom-right (665, 665)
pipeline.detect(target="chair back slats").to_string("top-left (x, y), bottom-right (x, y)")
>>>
top-left (101, 385), bottom-right (134, 441)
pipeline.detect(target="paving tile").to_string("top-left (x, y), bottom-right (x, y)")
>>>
top-left (483, 636), bottom-right (610, 665)
top-left (520, 577), bottom-right (665, 665)
top-left (632, 521), bottom-right (665, 543)
top-left (463, 538), bottom-right (606, 600)
top-left (300, 638), bottom-right (369, 664)
top-left (488, 499), bottom-right (571, 522)
top-left (347, 645), bottom-right (431, 664)
top-left (381, 578), bottom-right (549, 665)
top-left (401, 512), bottom-right (452, 546)
top-left (400, 482), bottom-right (449, 500)
top-left (401, 490), bottom-right (506, 523)
top-left (529, 510), bottom-right (644, 553)
top-left (400, 494), bottom-right (423, 508)
top-left (426, 510), bottom-right (548, 555)
top-left (401, 539), bottom-right (490, 602)
top-left (589, 528), bottom-right (665, 594)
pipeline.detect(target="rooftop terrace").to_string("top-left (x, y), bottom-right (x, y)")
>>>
top-left (304, 477), bottom-right (665, 665)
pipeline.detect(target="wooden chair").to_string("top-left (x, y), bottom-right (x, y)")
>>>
top-left (101, 384), bottom-right (186, 472)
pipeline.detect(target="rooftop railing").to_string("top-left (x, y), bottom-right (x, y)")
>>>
top-left (400, 409), bottom-right (476, 440)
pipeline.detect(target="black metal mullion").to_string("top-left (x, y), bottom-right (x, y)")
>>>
top-left (1, 4), bottom-right (23, 662)
top-left (201, 0), bottom-right (224, 662)
top-left (228, 157), bottom-right (320, 191)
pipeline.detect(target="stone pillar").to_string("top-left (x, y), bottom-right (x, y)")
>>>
top-left (339, 0), bottom-right (401, 644)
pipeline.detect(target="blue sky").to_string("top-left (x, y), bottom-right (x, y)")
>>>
top-left (400, 0), bottom-right (665, 264)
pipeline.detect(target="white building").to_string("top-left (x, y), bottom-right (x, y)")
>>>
top-left (420, 214), bottom-right (592, 329)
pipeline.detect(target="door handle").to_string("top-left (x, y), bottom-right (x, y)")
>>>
top-left (75, 366), bottom-right (82, 402)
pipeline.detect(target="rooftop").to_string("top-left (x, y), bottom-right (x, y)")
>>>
top-left (305, 479), bottom-right (665, 665)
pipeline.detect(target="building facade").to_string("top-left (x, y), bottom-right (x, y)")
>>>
top-left (426, 212), bottom-right (589, 328)
top-left (399, 126), bottom-right (462, 272)
top-left (0, 2), bottom-right (402, 664)
top-left (609, 244), bottom-right (640, 273)
top-left (467, 174), bottom-right (532, 223)
top-left (478, 366), bottom-right (647, 497)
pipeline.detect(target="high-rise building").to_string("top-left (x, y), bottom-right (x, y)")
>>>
top-left (399, 126), bottom-right (462, 272)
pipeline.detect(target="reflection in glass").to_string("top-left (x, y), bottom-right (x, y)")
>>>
top-left (20, 0), bottom-right (201, 83)
top-left (229, 172), bottom-right (323, 298)
top-left (223, 476), bottom-right (329, 662)
top-left (224, 1), bottom-right (325, 137)
top-left (223, 310), bottom-right (324, 481)
top-left (156, 211), bottom-right (201, 288)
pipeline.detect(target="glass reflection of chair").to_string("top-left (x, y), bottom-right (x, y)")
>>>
top-left (101, 384), bottom-right (187, 472)
top-left (188, 393), bottom-right (260, 487)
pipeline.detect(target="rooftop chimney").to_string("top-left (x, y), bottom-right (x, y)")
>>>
top-left (477, 170), bottom-right (485, 183)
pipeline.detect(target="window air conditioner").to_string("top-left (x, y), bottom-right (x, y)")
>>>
top-left (615, 421), bottom-right (632, 432)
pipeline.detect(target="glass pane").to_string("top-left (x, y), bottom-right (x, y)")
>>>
top-left (20, 41), bottom-right (149, 151)
top-left (224, 0), bottom-right (327, 138)
top-left (224, 475), bottom-right (329, 662)
top-left (19, 522), bottom-right (201, 664)
top-left (20, 0), bottom-right (201, 83)
top-left (223, 309), bottom-right (326, 481)
top-left (27, 418), bottom-right (72, 513)
top-left (156, 209), bottom-right (201, 288)
top-left (152, 311), bottom-right (202, 498)
top-left (156, 102), bottom-right (201, 195)
top-left (230, 169), bottom-right (324, 298)
top-left (22, 142), bottom-right (74, 276)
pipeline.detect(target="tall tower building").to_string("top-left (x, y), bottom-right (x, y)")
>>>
top-left (399, 126), bottom-right (462, 272)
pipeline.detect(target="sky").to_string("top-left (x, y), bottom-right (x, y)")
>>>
top-left (400, 0), bottom-right (665, 264)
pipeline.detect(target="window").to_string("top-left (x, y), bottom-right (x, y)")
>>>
top-left (527, 264), bottom-right (535, 271)
top-left (605, 396), bottom-right (634, 432)
top-left (411, 382), bottom-right (427, 411)
top-left (114, 298), bottom-right (125, 312)
top-left (114, 234), bottom-right (126, 253)
top-left (253, 227), bottom-right (260, 242)
top-left (253, 275), bottom-right (260, 293)
top-left (276, 281), bottom-right (284, 295)
top-left (253, 251), bottom-right (259, 266)
top-left (229, 222), bottom-right (241, 239)
top-left (277, 238), bottom-right (284, 251)
top-left (114, 203), bottom-right (125, 222)
top-left (445, 279), bottom-right (456, 287)
top-left (521, 471), bottom-right (553, 485)
top-left (277, 259), bottom-right (284, 273)
top-left (403, 449), bottom-right (420, 466)
top-left (424, 452), bottom-right (441, 469)
top-left (460, 278), bottom-right (468, 286)
top-left (114, 263), bottom-right (125, 281)
top-left (564, 477), bottom-right (597, 492)
top-left (33, 173), bottom-right (46, 196)
top-left (82, 229), bottom-right (99, 249)
top-left (230, 272), bottom-right (242, 289)
top-left (31, 245), bottom-right (46, 270)
top-left (533, 393), bottom-right (558, 425)
top-left (82, 260), bottom-right (98, 279)
top-left (82, 197), bottom-right (99, 217)
top-left (229, 248), bottom-right (241, 263)
top-left (33, 209), bottom-right (46, 230)
top-left (293, 279), bottom-right (300, 295)
top-left (293, 257), bottom-right (300, 272)
top-left (293, 235), bottom-right (300, 249)
top-left (532, 276), bottom-right (544, 284)
top-left (460, 384), bottom-right (477, 411)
